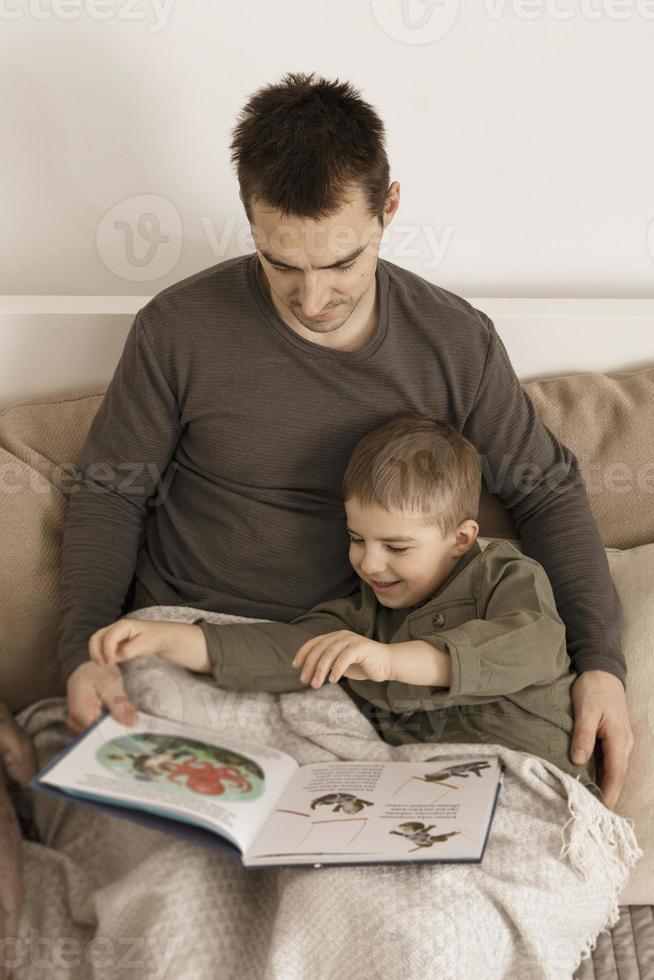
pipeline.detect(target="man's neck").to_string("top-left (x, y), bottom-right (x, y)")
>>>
top-left (256, 260), bottom-right (380, 353)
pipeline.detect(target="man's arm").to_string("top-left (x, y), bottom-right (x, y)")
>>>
top-left (463, 314), bottom-right (625, 687)
top-left (58, 309), bottom-right (183, 684)
top-left (462, 315), bottom-right (633, 809)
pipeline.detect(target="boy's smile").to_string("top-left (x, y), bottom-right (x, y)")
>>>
top-left (345, 498), bottom-right (479, 609)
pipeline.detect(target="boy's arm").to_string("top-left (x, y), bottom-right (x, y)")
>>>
top-left (384, 549), bottom-right (568, 714)
top-left (195, 590), bottom-right (370, 693)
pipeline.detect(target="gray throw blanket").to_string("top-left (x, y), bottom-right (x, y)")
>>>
top-left (12, 604), bottom-right (642, 980)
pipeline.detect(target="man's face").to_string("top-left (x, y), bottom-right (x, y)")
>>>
top-left (247, 182), bottom-right (398, 336)
top-left (345, 497), bottom-right (475, 609)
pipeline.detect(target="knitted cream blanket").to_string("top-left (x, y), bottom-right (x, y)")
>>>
top-left (12, 605), bottom-right (642, 980)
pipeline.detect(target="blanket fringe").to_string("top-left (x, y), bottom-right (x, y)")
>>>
top-left (558, 776), bottom-right (643, 962)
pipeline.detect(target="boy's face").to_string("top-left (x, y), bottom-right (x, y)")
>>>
top-left (345, 498), bottom-right (478, 609)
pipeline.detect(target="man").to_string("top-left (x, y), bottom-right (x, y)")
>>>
top-left (62, 71), bottom-right (633, 810)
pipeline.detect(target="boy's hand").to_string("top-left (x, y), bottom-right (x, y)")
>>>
top-left (89, 618), bottom-right (209, 674)
top-left (89, 618), bottom-right (175, 666)
top-left (292, 630), bottom-right (393, 687)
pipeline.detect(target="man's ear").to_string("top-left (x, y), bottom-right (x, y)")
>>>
top-left (382, 181), bottom-right (400, 228)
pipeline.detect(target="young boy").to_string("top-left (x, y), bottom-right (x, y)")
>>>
top-left (89, 414), bottom-right (602, 801)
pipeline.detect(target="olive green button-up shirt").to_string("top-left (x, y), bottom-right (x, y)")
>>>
top-left (196, 539), bottom-right (576, 738)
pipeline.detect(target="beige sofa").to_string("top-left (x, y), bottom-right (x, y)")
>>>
top-left (1, 368), bottom-right (653, 924)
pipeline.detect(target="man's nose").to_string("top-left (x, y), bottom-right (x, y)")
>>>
top-left (297, 275), bottom-right (331, 316)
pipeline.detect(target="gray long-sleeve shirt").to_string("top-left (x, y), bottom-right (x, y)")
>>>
top-left (58, 253), bottom-right (624, 687)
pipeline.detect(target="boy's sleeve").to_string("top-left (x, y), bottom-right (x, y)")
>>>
top-left (462, 314), bottom-right (624, 687)
top-left (385, 548), bottom-right (570, 711)
top-left (195, 590), bottom-right (370, 693)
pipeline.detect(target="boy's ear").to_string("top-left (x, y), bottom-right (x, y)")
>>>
top-left (455, 520), bottom-right (479, 552)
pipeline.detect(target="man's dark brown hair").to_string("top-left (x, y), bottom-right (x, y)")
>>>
top-left (230, 71), bottom-right (391, 224)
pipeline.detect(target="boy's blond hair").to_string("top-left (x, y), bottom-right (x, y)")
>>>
top-left (342, 414), bottom-right (482, 538)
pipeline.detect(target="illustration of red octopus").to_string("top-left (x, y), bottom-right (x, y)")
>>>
top-left (166, 760), bottom-right (252, 796)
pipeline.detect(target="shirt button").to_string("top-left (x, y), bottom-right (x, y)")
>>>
top-left (432, 613), bottom-right (446, 627)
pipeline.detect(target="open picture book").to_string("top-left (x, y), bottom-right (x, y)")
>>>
top-left (29, 710), bottom-right (504, 869)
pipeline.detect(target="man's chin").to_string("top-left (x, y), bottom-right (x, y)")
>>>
top-left (296, 310), bottom-right (348, 330)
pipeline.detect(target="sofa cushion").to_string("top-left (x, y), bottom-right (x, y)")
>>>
top-left (0, 388), bottom-right (106, 713)
top-left (478, 365), bottom-right (654, 549)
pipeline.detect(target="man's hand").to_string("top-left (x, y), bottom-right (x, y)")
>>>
top-left (292, 630), bottom-right (393, 687)
top-left (66, 660), bottom-right (138, 734)
top-left (570, 670), bottom-right (634, 811)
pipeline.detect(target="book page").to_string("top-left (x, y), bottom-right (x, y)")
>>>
top-left (37, 712), bottom-right (298, 856)
top-left (247, 756), bottom-right (502, 866)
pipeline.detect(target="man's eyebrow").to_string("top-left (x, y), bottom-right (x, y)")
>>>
top-left (260, 244), bottom-right (367, 271)
top-left (346, 528), bottom-right (417, 543)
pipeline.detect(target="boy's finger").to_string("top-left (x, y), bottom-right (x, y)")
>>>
top-left (292, 636), bottom-right (322, 667)
top-left (89, 623), bottom-right (129, 665)
top-left (99, 623), bottom-right (132, 664)
top-left (299, 645), bottom-right (329, 682)
top-left (305, 644), bottom-right (347, 687)
top-left (293, 630), bottom-right (347, 667)
top-left (298, 647), bottom-right (324, 683)
top-left (88, 625), bottom-right (111, 665)
top-left (103, 621), bottom-right (151, 663)
top-left (329, 649), bottom-right (354, 682)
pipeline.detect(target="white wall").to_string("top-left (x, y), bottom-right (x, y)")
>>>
top-left (2, 1), bottom-right (654, 300)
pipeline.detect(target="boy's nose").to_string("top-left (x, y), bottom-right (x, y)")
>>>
top-left (359, 553), bottom-right (387, 577)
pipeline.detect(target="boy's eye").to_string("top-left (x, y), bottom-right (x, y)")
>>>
top-left (348, 537), bottom-right (409, 556)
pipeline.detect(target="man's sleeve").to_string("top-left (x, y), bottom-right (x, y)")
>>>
top-left (58, 310), bottom-right (183, 684)
top-left (196, 592), bottom-right (369, 693)
top-left (462, 314), bottom-right (625, 687)
top-left (386, 550), bottom-right (569, 712)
